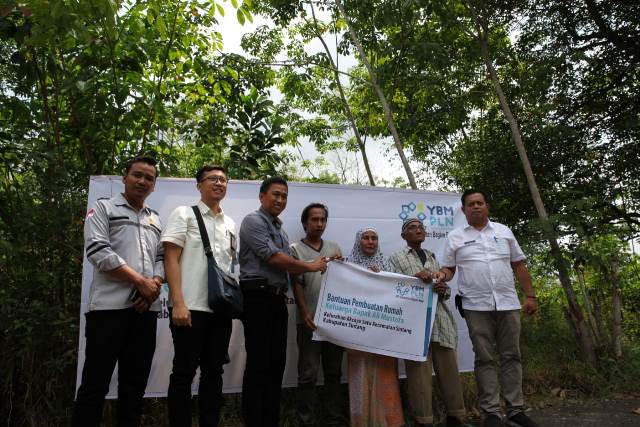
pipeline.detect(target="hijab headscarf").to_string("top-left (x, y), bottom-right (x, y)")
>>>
top-left (347, 227), bottom-right (385, 269)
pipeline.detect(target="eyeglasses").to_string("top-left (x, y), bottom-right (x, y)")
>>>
top-left (201, 176), bottom-right (228, 184)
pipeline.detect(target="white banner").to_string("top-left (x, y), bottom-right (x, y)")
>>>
top-left (313, 261), bottom-right (438, 362)
top-left (77, 177), bottom-right (474, 398)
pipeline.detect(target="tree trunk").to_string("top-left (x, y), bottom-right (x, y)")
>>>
top-left (334, 0), bottom-right (418, 189)
top-left (309, 4), bottom-right (375, 186)
top-left (469, 6), bottom-right (598, 365)
top-left (592, 286), bottom-right (605, 342)
top-left (610, 253), bottom-right (623, 359)
top-left (576, 266), bottom-right (600, 347)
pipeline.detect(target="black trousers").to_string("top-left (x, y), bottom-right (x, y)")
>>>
top-left (167, 309), bottom-right (232, 427)
top-left (241, 291), bottom-right (288, 427)
top-left (72, 308), bottom-right (158, 427)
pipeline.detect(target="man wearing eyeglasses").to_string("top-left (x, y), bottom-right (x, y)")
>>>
top-left (162, 165), bottom-right (237, 427)
top-left (386, 218), bottom-right (470, 427)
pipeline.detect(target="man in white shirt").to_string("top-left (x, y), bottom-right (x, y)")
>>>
top-left (162, 165), bottom-right (237, 427)
top-left (436, 190), bottom-right (538, 427)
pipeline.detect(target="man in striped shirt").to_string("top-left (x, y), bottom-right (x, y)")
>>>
top-left (72, 156), bottom-right (164, 427)
top-left (387, 218), bottom-right (469, 427)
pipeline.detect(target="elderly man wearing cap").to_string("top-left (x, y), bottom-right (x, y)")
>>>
top-left (386, 218), bottom-right (469, 427)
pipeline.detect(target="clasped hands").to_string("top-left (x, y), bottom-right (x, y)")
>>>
top-left (415, 270), bottom-right (449, 296)
top-left (133, 276), bottom-right (163, 313)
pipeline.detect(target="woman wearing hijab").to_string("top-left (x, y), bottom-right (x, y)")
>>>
top-left (346, 227), bottom-right (405, 427)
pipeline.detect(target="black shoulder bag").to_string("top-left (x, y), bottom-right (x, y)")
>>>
top-left (191, 206), bottom-right (243, 318)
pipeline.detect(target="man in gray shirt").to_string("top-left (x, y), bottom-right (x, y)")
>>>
top-left (72, 156), bottom-right (163, 427)
top-left (239, 177), bottom-right (328, 427)
top-left (291, 203), bottom-right (343, 427)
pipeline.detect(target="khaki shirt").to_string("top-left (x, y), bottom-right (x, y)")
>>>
top-left (290, 240), bottom-right (342, 324)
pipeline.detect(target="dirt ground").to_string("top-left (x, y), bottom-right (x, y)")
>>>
top-left (459, 397), bottom-right (640, 427)
top-left (524, 397), bottom-right (640, 427)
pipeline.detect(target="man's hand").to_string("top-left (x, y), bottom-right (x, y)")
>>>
top-left (172, 302), bottom-right (192, 327)
top-left (153, 276), bottom-right (163, 289)
top-left (415, 270), bottom-right (433, 284)
top-left (301, 311), bottom-right (317, 331)
top-left (132, 295), bottom-right (150, 313)
top-left (523, 297), bottom-right (538, 315)
top-left (308, 256), bottom-right (329, 273)
top-left (434, 282), bottom-right (449, 297)
top-left (136, 276), bottom-right (161, 301)
top-left (431, 270), bottom-right (446, 283)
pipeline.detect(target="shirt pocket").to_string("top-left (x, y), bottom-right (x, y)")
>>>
top-left (493, 237), bottom-right (511, 258)
top-left (109, 216), bottom-right (134, 241)
top-left (215, 228), bottom-right (231, 254)
top-left (455, 241), bottom-right (483, 263)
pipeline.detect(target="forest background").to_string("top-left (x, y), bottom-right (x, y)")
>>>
top-left (0, 0), bottom-right (639, 425)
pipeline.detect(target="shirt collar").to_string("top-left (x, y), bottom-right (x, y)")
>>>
top-left (404, 245), bottom-right (419, 254)
top-left (198, 199), bottom-right (224, 217)
top-left (115, 193), bottom-right (150, 215)
top-left (464, 219), bottom-right (493, 232)
top-left (259, 206), bottom-right (282, 228)
top-left (405, 245), bottom-right (431, 257)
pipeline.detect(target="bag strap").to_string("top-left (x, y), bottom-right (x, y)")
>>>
top-left (191, 206), bottom-right (220, 268)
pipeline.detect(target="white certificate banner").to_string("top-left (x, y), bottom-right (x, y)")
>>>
top-left (313, 261), bottom-right (438, 362)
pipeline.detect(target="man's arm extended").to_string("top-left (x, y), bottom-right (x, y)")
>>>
top-left (268, 252), bottom-right (327, 274)
top-left (512, 260), bottom-right (537, 315)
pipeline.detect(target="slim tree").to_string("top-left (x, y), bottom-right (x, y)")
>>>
top-left (465, 2), bottom-right (597, 364)
top-left (307, 3), bottom-right (376, 185)
top-left (334, 0), bottom-right (418, 189)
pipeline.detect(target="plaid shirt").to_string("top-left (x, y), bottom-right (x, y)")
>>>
top-left (386, 246), bottom-right (458, 349)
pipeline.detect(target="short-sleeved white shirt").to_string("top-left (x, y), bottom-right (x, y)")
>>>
top-left (161, 201), bottom-right (237, 313)
top-left (441, 220), bottom-right (526, 311)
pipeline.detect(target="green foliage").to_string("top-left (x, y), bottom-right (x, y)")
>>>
top-left (0, 0), bottom-right (291, 424)
top-left (521, 299), bottom-right (640, 396)
top-left (226, 87), bottom-right (287, 178)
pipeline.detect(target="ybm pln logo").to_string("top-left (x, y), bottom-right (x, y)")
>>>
top-left (398, 201), bottom-right (455, 239)
top-left (396, 281), bottom-right (425, 302)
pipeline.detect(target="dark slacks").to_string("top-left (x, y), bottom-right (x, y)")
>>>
top-left (241, 291), bottom-right (288, 427)
top-left (167, 309), bottom-right (232, 427)
top-left (72, 308), bottom-right (158, 427)
top-left (296, 324), bottom-right (344, 427)
top-left (464, 309), bottom-right (523, 417)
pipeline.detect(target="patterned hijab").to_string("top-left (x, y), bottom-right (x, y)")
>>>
top-left (347, 227), bottom-right (385, 269)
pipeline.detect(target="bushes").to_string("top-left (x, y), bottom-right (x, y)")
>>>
top-left (1, 173), bottom-right (86, 426)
